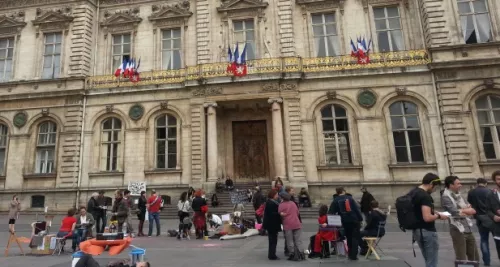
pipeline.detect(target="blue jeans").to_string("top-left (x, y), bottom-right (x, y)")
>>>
top-left (73, 228), bottom-right (88, 249)
top-left (479, 226), bottom-right (490, 265)
top-left (413, 229), bottom-right (439, 267)
top-left (148, 212), bottom-right (160, 236)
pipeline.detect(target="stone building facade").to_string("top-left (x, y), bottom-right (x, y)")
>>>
top-left (0, 0), bottom-right (498, 211)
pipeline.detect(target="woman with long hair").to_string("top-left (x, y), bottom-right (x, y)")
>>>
top-left (263, 189), bottom-right (281, 260)
top-left (137, 191), bottom-right (147, 236)
top-left (8, 195), bottom-right (20, 233)
top-left (191, 189), bottom-right (208, 239)
top-left (177, 191), bottom-right (191, 239)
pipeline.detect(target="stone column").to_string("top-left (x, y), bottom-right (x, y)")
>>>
top-left (204, 102), bottom-right (218, 181)
top-left (268, 97), bottom-right (287, 179)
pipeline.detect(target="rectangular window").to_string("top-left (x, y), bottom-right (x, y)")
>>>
top-left (374, 6), bottom-right (404, 52)
top-left (35, 122), bottom-right (57, 174)
top-left (233, 19), bottom-right (255, 60)
top-left (112, 34), bottom-right (131, 73)
top-left (42, 32), bottom-right (62, 79)
top-left (457, 0), bottom-right (491, 44)
top-left (311, 13), bottom-right (339, 57)
top-left (0, 38), bottom-right (14, 82)
top-left (161, 29), bottom-right (182, 70)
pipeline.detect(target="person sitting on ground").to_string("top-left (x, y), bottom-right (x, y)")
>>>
top-left (310, 204), bottom-right (337, 259)
top-left (74, 206), bottom-right (95, 250)
top-left (298, 188), bottom-right (311, 208)
top-left (359, 200), bottom-right (387, 256)
top-left (207, 212), bottom-right (222, 230)
top-left (225, 177), bottom-right (234, 190)
top-left (211, 193), bottom-right (220, 207)
top-left (74, 253), bottom-right (150, 267)
top-left (56, 208), bottom-right (77, 251)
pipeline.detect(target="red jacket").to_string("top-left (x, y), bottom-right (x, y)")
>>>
top-left (317, 215), bottom-right (336, 241)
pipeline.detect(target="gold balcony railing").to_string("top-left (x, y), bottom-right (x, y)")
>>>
top-left (87, 50), bottom-right (430, 89)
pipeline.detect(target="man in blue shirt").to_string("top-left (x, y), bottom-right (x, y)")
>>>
top-left (330, 187), bottom-right (363, 261)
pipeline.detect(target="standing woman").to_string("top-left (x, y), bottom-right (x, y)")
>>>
top-left (8, 195), bottom-right (20, 233)
top-left (177, 192), bottom-right (191, 239)
top-left (137, 191), bottom-right (147, 236)
top-left (263, 189), bottom-right (281, 260)
top-left (274, 177), bottom-right (284, 188)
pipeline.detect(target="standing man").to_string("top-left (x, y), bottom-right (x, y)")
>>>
top-left (441, 176), bottom-right (479, 262)
top-left (147, 189), bottom-right (161, 237)
top-left (411, 173), bottom-right (449, 267)
top-left (95, 191), bottom-right (107, 233)
top-left (468, 178), bottom-right (492, 266)
top-left (252, 186), bottom-right (265, 224)
top-left (110, 190), bottom-right (129, 234)
top-left (360, 187), bottom-right (375, 220)
top-left (330, 187), bottom-right (363, 261)
top-left (123, 190), bottom-right (134, 236)
top-left (486, 171), bottom-right (500, 262)
top-left (87, 193), bottom-right (100, 231)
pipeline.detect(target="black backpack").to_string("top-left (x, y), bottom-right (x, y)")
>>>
top-left (395, 189), bottom-right (419, 232)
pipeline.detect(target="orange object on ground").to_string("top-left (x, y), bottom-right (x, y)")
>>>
top-left (79, 238), bottom-right (132, 256)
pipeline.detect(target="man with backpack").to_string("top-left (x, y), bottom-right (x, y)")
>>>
top-left (330, 187), bottom-right (363, 261)
top-left (396, 173), bottom-right (449, 267)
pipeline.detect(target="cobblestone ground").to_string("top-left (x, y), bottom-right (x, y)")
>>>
top-left (0, 215), bottom-right (496, 267)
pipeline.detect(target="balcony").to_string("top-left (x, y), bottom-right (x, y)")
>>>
top-left (87, 50), bottom-right (430, 89)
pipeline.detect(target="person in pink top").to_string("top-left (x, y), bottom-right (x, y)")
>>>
top-left (278, 192), bottom-right (304, 261)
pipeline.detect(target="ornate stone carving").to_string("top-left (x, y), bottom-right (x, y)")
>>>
top-left (362, 0), bottom-right (409, 11)
top-left (101, 8), bottom-right (142, 34)
top-left (484, 79), bottom-right (495, 89)
top-left (192, 87), bottom-right (223, 97)
top-left (395, 87), bottom-right (407, 95)
top-left (203, 102), bottom-right (218, 108)
top-left (13, 111), bottom-right (28, 128)
top-left (267, 97), bottom-right (283, 104)
top-left (0, 12), bottom-right (27, 37)
top-left (149, 1), bottom-right (193, 26)
top-left (105, 105), bottom-right (114, 113)
top-left (357, 89), bottom-right (377, 108)
top-left (41, 108), bottom-right (50, 116)
top-left (160, 101), bottom-right (169, 109)
top-left (1, 0), bottom-right (65, 9)
top-left (32, 8), bottom-right (74, 36)
top-left (326, 91), bottom-right (337, 99)
top-left (297, 0), bottom-right (344, 14)
top-left (217, 0), bottom-right (268, 20)
top-left (128, 104), bottom-right (144, 121)
top-left (261, 83), bottom-right (297, 92)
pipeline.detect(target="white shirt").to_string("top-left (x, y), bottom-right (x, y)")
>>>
top-left (80, 215), bottom-right (87, 224)
top-left (177, 200), bottom-right (191, 213)
top-left (211, 214), bottom-right (222, 225)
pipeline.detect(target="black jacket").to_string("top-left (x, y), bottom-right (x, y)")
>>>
top-left (486, 190), bottom-right (500, 236)
top-left (360, 192), bottom-right (375, 213)
top-left (364, 209), bottom-right (387, 236)
top-left (87, 197), bottom-right (98, 216)
top-left (263, 199), bottom-right (281, 233)
top-left (468, 186), bottom-right (491, 217)
top-left (252, 190), bottom-right (265, 210)
top-left (329, 194), bottom-right (363, 224)
top-left (191, 196), bottom-right (207, 212)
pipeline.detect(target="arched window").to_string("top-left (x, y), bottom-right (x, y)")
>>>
top-left (475, 95), bottom-right (500, 159)
top-left (36, 121), bottom-right (57, 173)
top-left (389, 101), bottom-right (424, 163)
top-left (101, 117), bottom-right (122, 171)
top-left (320, 104), bottom-right (351, 165)
top-left (0, 124), bottom-right (8, 176)
top-left (155, 114), bottom-right (177, 169)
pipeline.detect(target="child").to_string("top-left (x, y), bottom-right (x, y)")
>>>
top-left (207, 213), bottom-right (222, 230)
top-left (310, 204), bottom-right (337, 258)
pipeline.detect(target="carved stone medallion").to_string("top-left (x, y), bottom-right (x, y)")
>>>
top-left (129, 104), bottom-right (144, 121)
top-left (13, 111), bottom-right (28, 128)
top-left (357, 89), bottom-right (377, 108)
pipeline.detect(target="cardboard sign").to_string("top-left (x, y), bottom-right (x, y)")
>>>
top-left (327, 215), bottom-right (342, 226)
top-left (128, 181), bottom-right (146, 196)
top-left (221, 214), bottom-right (231, 222)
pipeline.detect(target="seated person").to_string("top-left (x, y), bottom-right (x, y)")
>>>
top-left (299, 188), bottom-right (312, 207)
top-left (225, 177), bottom-right (234, 190)
top-left (211, 194), bottom-right (220, 207)
top-left (359, 200), bottom-right (387, 256)
top-left (207, 213), bottom-right (222, 230)
top-left (310, 205), bottom-right (337, 258)
top-left (74, 253), bottom-right (150, 267)
top-left (56, 208), bottom-right (77, 251)
top-left (74, 206), bottom-right (95, 250)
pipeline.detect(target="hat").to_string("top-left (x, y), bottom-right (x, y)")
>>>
top-left (280, 192), bottom-right (291, 201)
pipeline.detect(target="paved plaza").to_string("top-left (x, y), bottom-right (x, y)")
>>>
top-left (0, 215), bottom-right (496, 267)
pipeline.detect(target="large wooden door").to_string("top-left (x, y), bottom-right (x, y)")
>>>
top-left (232, 120), bottom-right (269, 181)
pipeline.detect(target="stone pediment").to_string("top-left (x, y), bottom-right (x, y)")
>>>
top-left (0, 15), bottom-right (26, 37)
top-left (296, 0), bottom-right (345, 14)
top-left (362, 0), bottom-right (409, 9)
top-left (32, 11), bottom-right (74, 27)
top-left (149, 3), bottom-right (193, 23)
top-left (217, 0), bottom-right (268, 13)
top-left (101, 12), bottom-right (142, 28)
